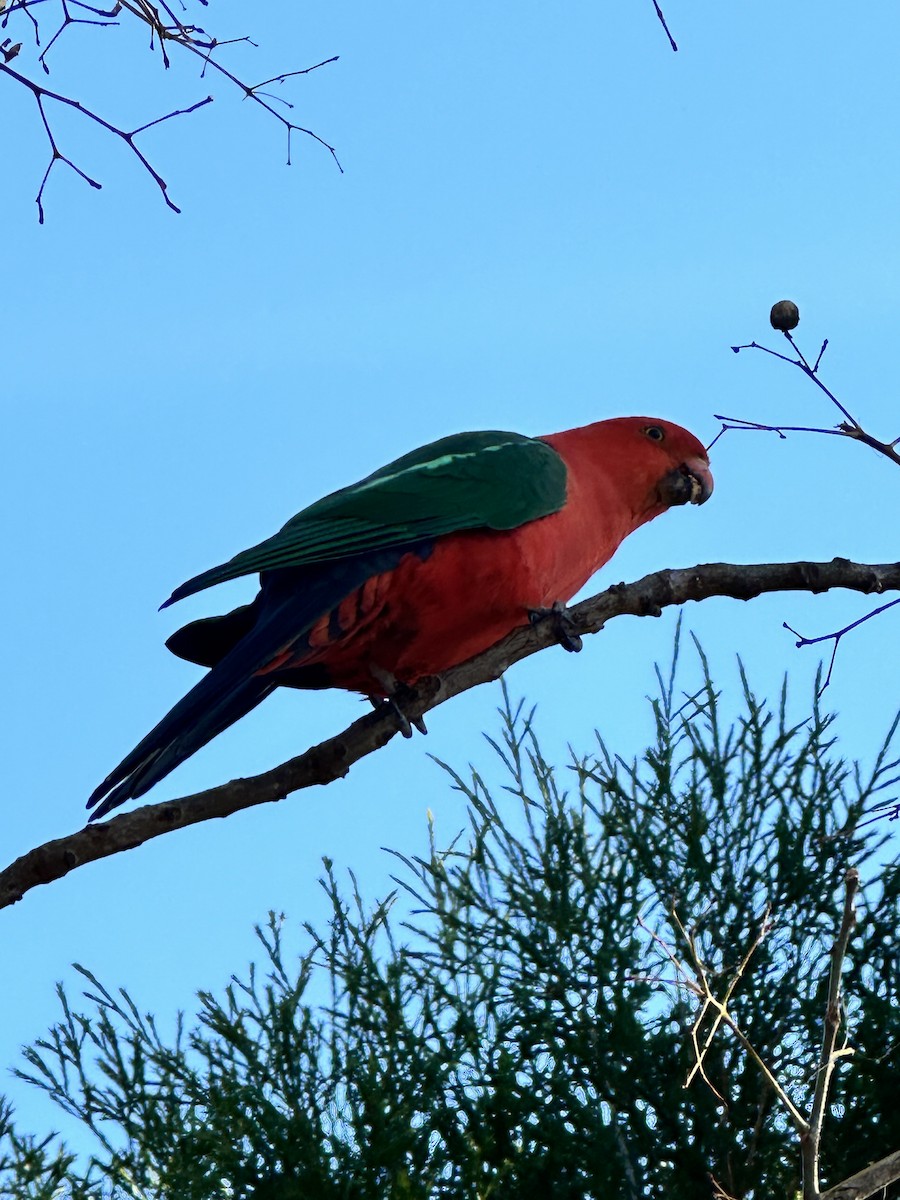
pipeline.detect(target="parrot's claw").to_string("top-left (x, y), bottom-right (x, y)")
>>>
top-left (378, 692), bottom-right (428, 739)
top-left (368, 667), bottom-right (429, 738)
top-left (529, 601), bottom-right (583, 653)
top-left (388, 696), bottom-right (416, 739)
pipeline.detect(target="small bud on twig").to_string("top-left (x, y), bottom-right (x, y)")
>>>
top-left (770, 300), bottom-right (800, 332)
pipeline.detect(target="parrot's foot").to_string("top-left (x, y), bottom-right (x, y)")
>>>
top-left (368, 691), bottom-right (428, 738)
top-left (368, 666), bottom-right (429, 738)
top-left (385, 692), bottom-right (428, 739)
top-left (528, 600), bottom-right (583, 653)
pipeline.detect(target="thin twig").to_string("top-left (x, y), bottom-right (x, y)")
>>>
top-left (727, 334), bottom-right (900, 469)
top-left (114, 0), bottom-right (342, 169)
top-left (785, 598), bottom-right (900, 694)
top-left (853, 797), bottom-right (900, 833)
top-left (708, 415), bottom-right (848, 453)
top-left (677, 910), bottom-right (806, 1129)
top-left (0, 57), bottom-right (210, 218)
top-left (1, 0), bottom-right (341, 217)
top-left (253, 55), bottom-right (339, 91)
top-left (709, 1177), bottom-right (740, 1200)
top-left (650, 0), bottom-right (678, 51)
top-left (638, 908), bottom-right (809, 1131)
top-left (678, 905), bottom-right (773, 1096)
top-left (637, 914), bottom-right (728, 1106)
top-left (38, 0), bottom-right (119, 74)
top-left (801, 868), bottom-right (860, 1200)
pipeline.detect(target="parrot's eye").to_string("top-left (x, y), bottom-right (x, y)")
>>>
top-left (643, 425), bottom-right (665, 442)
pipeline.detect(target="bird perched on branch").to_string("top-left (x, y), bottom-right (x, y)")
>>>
top-left (87, 416), bottom-right (713, 820)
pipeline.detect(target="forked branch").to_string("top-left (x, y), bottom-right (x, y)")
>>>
top-left (714, 307), bottom-right (900, 688)
top-left (661, 866), bottom-right (890, 1198)
top-left (0, 0), bottom-right (340, 219)
top-left (785, 599), bottom-right (900, 694)
top-left (716, 310), bottom-right (900, 471)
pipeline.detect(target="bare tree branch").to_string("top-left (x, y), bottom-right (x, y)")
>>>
top-left (650, 0), bottom-right (678, 51)
top-left (660, 859), bottom-right (878, 1198)
top-left (802, 868), bottom-right (860, 1199)
top-left (717, 321), bottom-right (900, 471)
top-left (819, 1148), bottom-right (900, 1200)
top-left (1, 0), bottom-right (340, 218)
top-left (0, 56), bottom-right (211, 219)
top-left (674, 905), bottom-right (803, 1124)
top-left (785, 598), bottom-right (900, 694)
top-left (642, 904), bottom-right (809, 1132)
top-left (714, 313), bottom-right (900, 686)
top-left (3, 556), bottom-right (900, 913)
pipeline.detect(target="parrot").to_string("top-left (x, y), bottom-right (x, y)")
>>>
top-left (87, 416), bottom-right (713, 820)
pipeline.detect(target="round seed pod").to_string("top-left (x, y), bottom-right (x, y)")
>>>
top-left (770, 300), bottom-right (800, 332)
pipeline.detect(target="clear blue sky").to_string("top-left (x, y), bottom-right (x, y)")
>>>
top-left (3, 0), bottom-right (899, 1146)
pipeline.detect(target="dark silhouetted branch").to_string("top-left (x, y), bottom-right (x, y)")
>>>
top-left (650, 0), bottom-right (677, 51)
top-left (1, 56), bottom-right (211, 219)
top-left (711, 313), bottom-right (900, 680)
top-left (785, 597), bottom-right (900, 693)
top-left (717, 315), bottom-right (900, 470)
top-left (1, 0), bottom-right (340, 218)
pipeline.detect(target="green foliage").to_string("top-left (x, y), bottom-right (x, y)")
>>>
top-left (4, 644), bottom-right (900, 1199)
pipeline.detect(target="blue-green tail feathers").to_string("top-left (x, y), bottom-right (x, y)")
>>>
top-left (87, 545), bottom-right (434, 820)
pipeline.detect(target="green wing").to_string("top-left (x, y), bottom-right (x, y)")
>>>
top-left (162, 431), bottom-right (567, 607)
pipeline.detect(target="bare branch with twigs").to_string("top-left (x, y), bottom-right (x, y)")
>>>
top-left (713, 309), bottom-right (900, 688)
top-left (714, 317), bottom-right (900, 470)
top-left (785, 598), bottom-right (900, 695)
top-left (675, 906), bottom-right (793, 1110)
top-left (641, 905), bottom-right (810, 1131)
top-left (1, 55), bottom-right (211, 219)
top-left (0, 0), bottom-right (340, 219)
top-left (649, 868), bottom-right (890, 1199)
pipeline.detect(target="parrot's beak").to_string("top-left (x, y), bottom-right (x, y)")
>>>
top-left (658, 457), bottom-right (714, 507)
